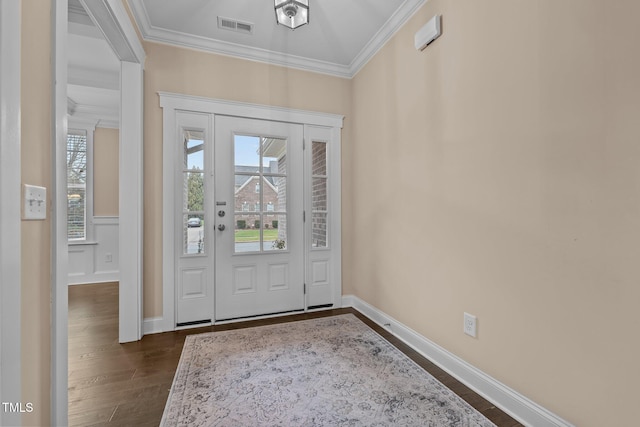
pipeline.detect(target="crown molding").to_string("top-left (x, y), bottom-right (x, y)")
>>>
top-left (349, 0), bottom-right (426, 77)
top-left (129, 0), bottom-right (426, 79)
top-left (148, 25), bottom-right (353, 78)
top-left (69, 102), bottom-right (119, 129)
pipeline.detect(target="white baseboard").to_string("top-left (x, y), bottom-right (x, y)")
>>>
top-left (143, 316), bottom-right (165, 335)
top-left (342, 295), bottom-right (573, 427)
top-left (68, 272), bottom-right (119, 285)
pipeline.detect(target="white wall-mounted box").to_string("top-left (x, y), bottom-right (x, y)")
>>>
top-left (415, 15), bottom-right (442, 50)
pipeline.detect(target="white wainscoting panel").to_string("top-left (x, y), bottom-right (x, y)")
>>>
top-left (68, 243), bottom-right (96, 279)
top-left (68, 217), bottom-right (119, 285)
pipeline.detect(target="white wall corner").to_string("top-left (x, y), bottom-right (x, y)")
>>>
top-left (341, 295), bottom-right (355, 308)
top-left (341, 295), bottom-right (574, 427)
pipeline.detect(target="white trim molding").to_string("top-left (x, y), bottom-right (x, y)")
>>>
top-left (70, 103), bottom-right (119, 129)
top-left (52, 0), bottom-right (70, 425)
top-left (342, 295), bottom-right (575, 427)
top-left (143, 317), bottom-right (164, 335)
top-left (118, 61), bottom-right (144, 343)
top-left (0, 1), bottom-right (22, 426)
top-left (349, 0), bottom-right (426, 77)
top-left (158, 92), bottom-right (344, 129)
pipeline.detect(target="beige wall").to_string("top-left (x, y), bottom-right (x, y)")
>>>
top-left (93, 127), bottom-right (119, 216)
top-left (15, 2), bottom-right (633, 424)
top-left (21, 0), bottom-right (52, 425)
top-left (348, 1), bottom-right (640, 425)
top-left (142, 42), bottom-right (352, 317)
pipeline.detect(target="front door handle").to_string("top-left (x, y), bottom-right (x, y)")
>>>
top-left (217, 224), bottom-right (226, 231)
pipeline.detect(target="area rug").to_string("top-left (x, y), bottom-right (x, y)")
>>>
top-left (161, 314), bottom-right (495, 426)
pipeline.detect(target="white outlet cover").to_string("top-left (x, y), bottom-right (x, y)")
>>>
top-left (23, 184), bottom-right (47, 220)
top-left (464, 312), bottom-right (477, 338)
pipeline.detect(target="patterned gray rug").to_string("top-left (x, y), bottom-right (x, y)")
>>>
top-left (161, 314), bottom-right (495, 426)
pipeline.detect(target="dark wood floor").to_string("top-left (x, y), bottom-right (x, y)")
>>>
top-left (68, 283), bottom-right (522, 427)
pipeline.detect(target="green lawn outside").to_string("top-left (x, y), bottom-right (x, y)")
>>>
top-left (234, 229), bottom-right (279, 242)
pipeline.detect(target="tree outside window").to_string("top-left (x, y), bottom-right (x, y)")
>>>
top-left (67, 130), bottom-right (87, 240)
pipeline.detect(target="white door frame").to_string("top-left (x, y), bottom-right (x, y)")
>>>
top-left (52, 1), bottom-right (70, 424)
top-left (0, 1), bottom-right (22, 426)
top-left (52, 0), bottom-right (145, 424)
top-left (79, 0), bottom-right (146, 344)
top-left (160, 92), bottom-right (343, 332)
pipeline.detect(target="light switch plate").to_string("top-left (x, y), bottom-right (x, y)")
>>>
top-left (23, 184), bottom-right (47, 220)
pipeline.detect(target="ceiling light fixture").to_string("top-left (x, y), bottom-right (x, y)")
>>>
top-left (274, 0), bottom-right (309, 30)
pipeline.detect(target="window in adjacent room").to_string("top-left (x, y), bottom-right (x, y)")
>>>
top-left (67, 129), bottom-right (88, 240)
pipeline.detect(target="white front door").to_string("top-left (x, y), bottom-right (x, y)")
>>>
top-left (214, 116), bottom-right (305, 320)
top-left (163, 96), bottom-right (343, 329)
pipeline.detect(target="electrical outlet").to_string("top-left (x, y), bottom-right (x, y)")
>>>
top-left (464, 312), bottom-right (477, 338)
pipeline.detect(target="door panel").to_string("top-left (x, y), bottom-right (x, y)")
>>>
top-left (214, 116), bottom-right (304, 320)
top-left (304, 125), bottom-right (339, 308)
top-left (175, 112), bottom-right (214, 325)
top-left (180, 268), bottom-right (208, 301)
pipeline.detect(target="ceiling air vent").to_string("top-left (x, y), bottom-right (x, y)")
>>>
top-left (217, 16), bottom-right (254, 35)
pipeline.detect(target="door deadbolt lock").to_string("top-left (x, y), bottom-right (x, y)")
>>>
top-left (217, 224), bottom-right (226, 231)
top-left (218, 210), bottom-right (225, 217)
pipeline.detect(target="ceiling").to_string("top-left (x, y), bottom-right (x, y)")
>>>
top-left (129, 0), bottom-right (425, 77)
top-left (67, 0), bottom-right (426, 127)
